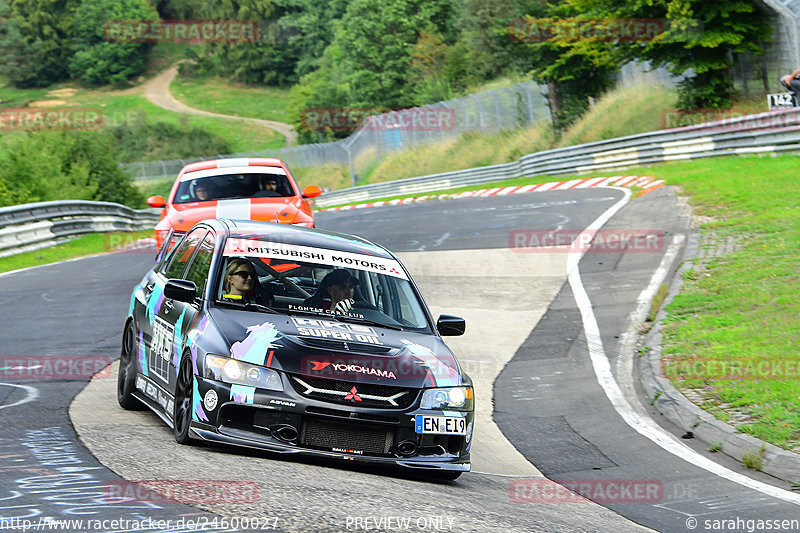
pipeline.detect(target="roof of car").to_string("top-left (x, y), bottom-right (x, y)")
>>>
top-left (215, 219), bottom-right (395, 259)
top-left (179, 158), bottom-right (285, 176)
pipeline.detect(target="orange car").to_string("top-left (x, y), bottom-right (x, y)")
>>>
top-left (147, 158), bottom-right (322, 249)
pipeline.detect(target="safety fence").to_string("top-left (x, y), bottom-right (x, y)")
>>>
top-left (0, 201), bottom-right (160, 258)
top-left (314, 106), bottom-right (800, 207)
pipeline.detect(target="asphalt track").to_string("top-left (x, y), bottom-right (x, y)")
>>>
top-left (1, 188), bottom-right (798, 532)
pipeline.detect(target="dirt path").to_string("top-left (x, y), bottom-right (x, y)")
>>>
top-left (142, 63), bottom-right (297, 147)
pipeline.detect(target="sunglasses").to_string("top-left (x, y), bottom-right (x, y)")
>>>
top-left (231, 270), bottom-right (255, 279)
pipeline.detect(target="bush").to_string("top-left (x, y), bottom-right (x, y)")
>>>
top-left (0, 132), bottom-right (143, 207)
top-left (104, 119), bottom-right (232, 162)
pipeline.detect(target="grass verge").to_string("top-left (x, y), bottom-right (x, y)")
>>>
top-left (171, 75), bottom-right (291, 123)
top-left (0, 230), bottom-right (154, 274)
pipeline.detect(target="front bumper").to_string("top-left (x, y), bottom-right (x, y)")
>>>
top-left (192, 376), bottom-right (473, 473)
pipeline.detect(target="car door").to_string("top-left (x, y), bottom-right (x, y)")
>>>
top-left (146, 227), bottom-right (207, 398)
top-left (165, 230), bottom-right (216, 396)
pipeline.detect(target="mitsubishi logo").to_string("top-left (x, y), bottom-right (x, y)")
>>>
top-left (344, 386), bottom-right (362, 402)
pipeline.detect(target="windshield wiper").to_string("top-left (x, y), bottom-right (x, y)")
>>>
top-left (283, 308), bottom-right (404, 331)
top-left (333, 314), bottom-right (403, 331)
top-left (216, 300), bottom-right (277, 313)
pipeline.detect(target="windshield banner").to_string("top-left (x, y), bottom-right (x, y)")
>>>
top-left (224, 238), bottom-right (408, 280)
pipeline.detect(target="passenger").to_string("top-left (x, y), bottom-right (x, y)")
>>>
top-left (223, 258), bottom-right (274, 307)
top-left (195, 185), bottom-right (210, 201)
top-left (303, 269), bottom-right (359, 313)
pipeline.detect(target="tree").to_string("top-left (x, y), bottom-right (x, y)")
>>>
top-left (69, 0), bottom-right (159, 86)
top-left (287, 44), bottom-right (351, 143)
top-left (409, 31), bottom-right (454, 104)
top-left (276, 0), bottom-right (350, 78)
top-left (506, 2), bottom-right (619, 131)
top-left (565, 0), bottom-right (771, 109)
top-left (1, 0), bottom-right (80, 87)
top-left (191, 0), bottom-right (305, 86)
top-left (288, 0), bottom-right (458, 141)
top-left (456, 0), bottom-right (524, 81)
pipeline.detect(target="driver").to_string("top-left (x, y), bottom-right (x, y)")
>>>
top-left (223, 258), bottom-right (274, 307)
top-left (253, 176), bottom-right (281, 197)
top-left (303, 269), bottom-right (359, 313)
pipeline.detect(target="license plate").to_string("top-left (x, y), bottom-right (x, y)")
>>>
top-left (415, 415), bottom-right (466, 435)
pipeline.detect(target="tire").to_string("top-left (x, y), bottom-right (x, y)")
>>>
top-left (173, 354), bottom-right (195, 445)
top-left (117, 322), bottom-right (144, 410)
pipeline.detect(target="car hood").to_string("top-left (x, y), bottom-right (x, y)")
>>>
top-left (207, 308), bottom-right (463, 388)
top-left (167, 198), bottom-right (305, 232)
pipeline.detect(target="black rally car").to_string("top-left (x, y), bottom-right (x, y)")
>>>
top-left (120, 219), bottom-right (474, 479)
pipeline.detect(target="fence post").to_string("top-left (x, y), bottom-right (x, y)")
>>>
top-left (342, 143), bottom-right (356, 187)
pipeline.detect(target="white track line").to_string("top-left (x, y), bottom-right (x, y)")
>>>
top-left (0, 383), bottom-right (39, 410)
top-left (567, 187), bottom-right (800, 506)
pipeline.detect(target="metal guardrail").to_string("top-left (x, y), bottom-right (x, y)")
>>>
top-left (0, 201), bottom-right (161, 258)
top-left (314, 107), bottom-right (800, 207)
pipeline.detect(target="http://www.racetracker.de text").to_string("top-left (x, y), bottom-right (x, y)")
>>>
top-left (0, 516), bottom-right (280, 532)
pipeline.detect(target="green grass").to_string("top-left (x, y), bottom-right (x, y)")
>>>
top-left (69, 92), bottom-right (284, 154)
top-left (171, 75), bottom-right (292, 123)
top-left (1, 77), bottom-right (284, 160)
top-left (0, 230), bottom-right (154, 273)
top-left (558, 85), bottom-right (678, 147)
top-left (624, 156), bottom-right (800, 450)
top-left (0, 81), bottom-right (52, 107)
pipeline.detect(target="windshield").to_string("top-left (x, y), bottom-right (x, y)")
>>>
top-left (215, 239), bottom-right (431, 331)
top-left (173, 171), bottom-right (295, 204)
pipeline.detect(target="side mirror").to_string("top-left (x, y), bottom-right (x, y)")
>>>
top-left (164, 279), bottom-right (197, 303)
top-left (302, 185), bottom-right (323, 198)
top-left (437, 315), bottom-right (465, 336)
top-left (147, 195), bottom-right (166, 208)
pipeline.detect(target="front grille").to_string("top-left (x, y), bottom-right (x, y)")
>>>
top-left (301, 418), bottom-right (394, 455)
top-left (290, 375), bottom-right (416, 409)
top-left (296, 336), bottom-right (392, 354)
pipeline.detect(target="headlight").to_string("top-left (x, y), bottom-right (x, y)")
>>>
top-left (204, 354), bottom-right (282, 391)
top-left (420, 387), bottom-right (473, 410)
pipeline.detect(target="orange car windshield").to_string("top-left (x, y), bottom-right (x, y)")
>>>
top-left (173, 173), bottom-right (294, 204)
